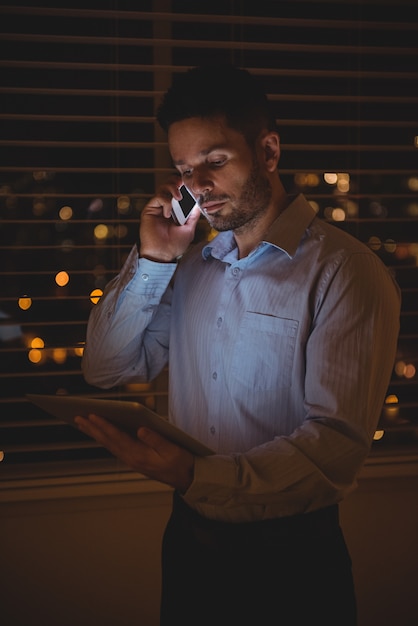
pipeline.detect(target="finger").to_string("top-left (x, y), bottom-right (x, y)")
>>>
top-left (162, 174), bottom-right (182, 196)
top-left (142, 198), bottom-right (168, 217)
top-left (75, 415), bottom-right (151, 471)
top-left (137, 426), bottom-right (171, 451)
top-left (75, 413), bottom-right (129, 445)
top-left (187, 205), bottom-right (202, 226)
top-left (142, 195), bottom-right (172, 221)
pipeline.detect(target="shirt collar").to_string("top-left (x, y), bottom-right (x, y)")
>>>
top-left (202, 194), bottom-right (316, 261)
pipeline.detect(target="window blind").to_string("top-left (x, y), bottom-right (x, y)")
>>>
top-left (1, 0), bottom-right (417, 489)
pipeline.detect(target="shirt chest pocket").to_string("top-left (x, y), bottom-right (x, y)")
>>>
top-left (230, 312), bottom-right (299, 391)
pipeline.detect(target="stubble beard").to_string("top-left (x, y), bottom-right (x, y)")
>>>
top-left (201, 162), bottom-right (273, 234)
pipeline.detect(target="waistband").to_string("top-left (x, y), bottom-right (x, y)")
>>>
top-left (171, 490), bottom-right (340, 543)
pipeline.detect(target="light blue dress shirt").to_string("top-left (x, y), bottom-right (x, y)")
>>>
top-left (83, 194), bottom-right (401, 522)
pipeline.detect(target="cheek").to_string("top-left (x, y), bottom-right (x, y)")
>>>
top-left (220, 165), bottom-right (253, 198)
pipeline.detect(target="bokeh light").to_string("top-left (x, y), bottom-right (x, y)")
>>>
top-left (31, 337), bottom-right (44, 349)
top-left (373, 430), bottom-right (385, 441)
top-left (28, 349), bottom-right (43, 364)
top-left (117, 195), bottom-right (131, 213)
top-left (52, 348), bottom-right (67, 364)
top-left (94, 224), bottom-right (109, 240)
top-left (90, 288), bottom-right (103, 304)
top-left (55, 271), bottom-right (70, 287)
top-left (324, 172), bottom-right (338, 185)
top-left (59, 205), bottom-right (73, 220)
top-left (331, 208), bottom-right (346, 222)
top-left (18, 296), bottom-right (32, 310)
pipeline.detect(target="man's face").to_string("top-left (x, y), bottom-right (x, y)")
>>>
top-left (168, 116), bottom-right (272, 233)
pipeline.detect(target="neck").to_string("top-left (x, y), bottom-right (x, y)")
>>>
top-left (234, 181), bottom-right (288, 259)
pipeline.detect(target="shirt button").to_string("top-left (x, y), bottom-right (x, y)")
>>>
top-left (141, 273), bottom-right (149, 281)
top-left (217, 317), bottom-right (223, 327)
top-left (212, 371), bottom-right (217, 380)
top-left (210, 426), bottom-right (216, 435)
top-left (232, 267), bottom-right (240, 276)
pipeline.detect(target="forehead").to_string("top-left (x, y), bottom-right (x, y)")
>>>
top-left (168, 116), bottom-right (250, 165)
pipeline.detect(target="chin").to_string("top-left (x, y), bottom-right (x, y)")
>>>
top-left (206, 217), bottom-right (230, 232)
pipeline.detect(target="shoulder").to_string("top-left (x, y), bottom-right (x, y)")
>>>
top-left (308, 217), bottom-right (371, 255)
top-left (303, 219), bottom-right (400, 305)
top-left (306, 218), bottom-right (388, 274)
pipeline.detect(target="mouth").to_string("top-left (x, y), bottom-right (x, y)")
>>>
top-left (200, 200), bottom-right (227, 215)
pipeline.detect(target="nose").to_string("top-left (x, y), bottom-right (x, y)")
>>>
top-left (189, 168), bottom-right (213, 197)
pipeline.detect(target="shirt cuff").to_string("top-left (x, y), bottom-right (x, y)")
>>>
top-left (182, 453), bottom-right (238, 507)
top-left (121, 250), bottom-right (177, 297)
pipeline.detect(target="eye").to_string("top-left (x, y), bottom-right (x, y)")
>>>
top-left (209, 158), bottom-right (226, 168)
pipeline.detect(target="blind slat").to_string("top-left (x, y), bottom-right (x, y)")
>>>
top-left (2, 32), bottom-right (418, 55)
top-left (2, 60), bottom-right (418, 81)
top-left (2, 4), bottom-right (418, 31)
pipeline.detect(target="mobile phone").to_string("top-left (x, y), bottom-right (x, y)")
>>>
top-left (171, 185), bottom-right (198, 225)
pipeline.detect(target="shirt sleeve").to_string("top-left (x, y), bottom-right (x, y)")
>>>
top-left (182, 252), bottom-right (401, 522)
top-left (82, 245), bottom-right (177, 388)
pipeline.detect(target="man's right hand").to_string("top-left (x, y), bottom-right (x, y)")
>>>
top-left (139, 177), bottom-right (201, 262)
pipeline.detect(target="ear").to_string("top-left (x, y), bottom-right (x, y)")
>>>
top-left (260, 131), bottom-right (280, 172)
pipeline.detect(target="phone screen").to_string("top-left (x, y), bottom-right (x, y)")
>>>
top-left (171, 186), bottom-right (198, 225)
top-left (178, 187), bottom-right (196, 218)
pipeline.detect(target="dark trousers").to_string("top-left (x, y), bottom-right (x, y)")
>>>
top-left (160, 492), bottom-right (357, 626)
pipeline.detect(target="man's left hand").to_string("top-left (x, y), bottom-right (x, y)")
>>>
top-left (74, 413), bottom-right (195, 493)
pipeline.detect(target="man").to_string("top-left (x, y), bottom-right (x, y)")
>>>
top-left (79, 66), bottom-right (400, 625)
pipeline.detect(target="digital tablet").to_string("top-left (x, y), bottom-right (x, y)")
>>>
top-left (27, 394), bottom-right (214, 457)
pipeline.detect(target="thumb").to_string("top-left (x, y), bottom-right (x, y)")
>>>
top-left (186, 205), bottom-right (201, 228)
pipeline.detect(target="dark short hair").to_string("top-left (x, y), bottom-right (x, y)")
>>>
top-left (156, 65), bottom-right (277, 146)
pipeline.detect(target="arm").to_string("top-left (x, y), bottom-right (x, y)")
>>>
top-left (82, 251), bottom-right (175, 388)
top-left (82, 178), bottom-right (201, 388)
top-left (78, 178), bottom-right (201, 491)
